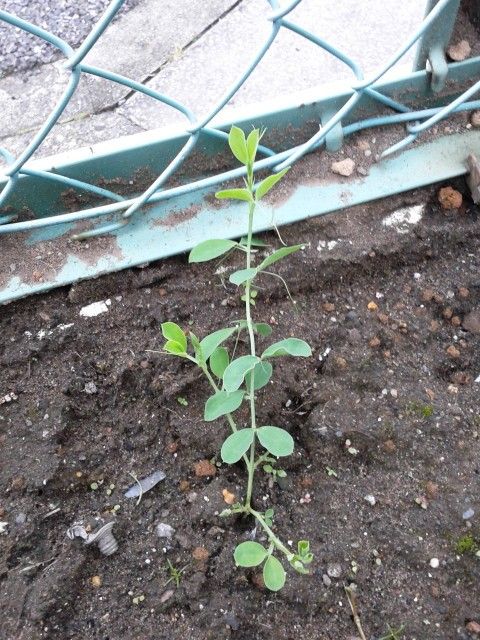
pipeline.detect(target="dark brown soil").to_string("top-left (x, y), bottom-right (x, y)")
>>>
top-left (1, 178), bottom-right (479, 640)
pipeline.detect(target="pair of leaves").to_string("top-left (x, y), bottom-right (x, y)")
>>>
top-left (221, 340), bottom-right (310, 393)
top-left (228, 244), bottom-right (303, 287)
top-left (234, 542), bottom-right (286, 591)
top-left (162, 322), bottom-right (187, 355)
top-left (221, 426), bottom-right (293, 464)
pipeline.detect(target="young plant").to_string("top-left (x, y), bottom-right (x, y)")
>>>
top-left (160, 126), bottom-right (313, 590)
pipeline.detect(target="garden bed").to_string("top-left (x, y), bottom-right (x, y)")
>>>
top-left (1, 178), bottom-right (479, 640)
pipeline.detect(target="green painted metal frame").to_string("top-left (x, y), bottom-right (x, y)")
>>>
top-left (1, 56), bottom-right (479, 303)
top-left (1, 0), bottom-right (480, 303)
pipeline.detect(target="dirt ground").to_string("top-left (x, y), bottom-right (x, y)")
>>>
top-left (0, 176), bottom-right (479, 640)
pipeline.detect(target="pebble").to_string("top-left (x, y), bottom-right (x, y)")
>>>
top-left (160, 589), bottom-right (175, 604)
top-left (224, 612), bottom-right (240, 631)
top-left (192, 546), bottom-right (209, 562)
top-left (438, 186), bottom-right (463, 210)
top-left (447, 40), bottom-right (471, 61)
top-left (331, 158), bottom-right (355, 177)
top-left (471, 111), bottom-right (480, 128)
top-left (425, 481), bottom-right (438, 500)
top-left (463, 508), bottom-right (475, 520)
top-left (446, 345), bottom-right (461, 359)
top-left (84, 381), bottom-right (98, 395)
top-left (326, 562), bottom-right (342, 578)
top-left (15, 513), bottom-right (26, 525)
top-left (463, 310), bottom-right (480, 334)
top-left (466, 621), bottom-right (480, 635)
top-left (79, 300), bottom-right (110, 318)
top-left (91, 575), bottom-right (102, 588)
top-left (364, 494), bottom-right (376, 506)
top-left (194, 460), bottom-right (216, 477)
top-left (429, 557), bottom-right (440, 568)
top-left (322, 573), bottom-right (332, 587)
top-left (156, 523), bottom-right (175, 538)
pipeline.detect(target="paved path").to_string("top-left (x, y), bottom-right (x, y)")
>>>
top-left (0, 0), bottom-right (425, 164)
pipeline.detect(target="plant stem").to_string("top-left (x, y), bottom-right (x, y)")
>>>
top-left (249, 508), bottom-right (293, 560)
top-left (244, 188), bottom-right (258, 509)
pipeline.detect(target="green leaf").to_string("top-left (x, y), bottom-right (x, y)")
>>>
top-left (161, 322), bottom-right (187, 352)
top-left (189, 332), bottom-right (204, 362)
top-left (215, 188), bottom-right (252, 202)
top-left (298, 540), bottom-right (310, 556)
top-left (200, 327), bottom-right (237, 360)
top-left (229, 268), bottom-right (257, 286)
top-left (204, 390), bottom-right (244, 422)
top-left (256, 167), bottom-right (290, 200)
top-left (257, 426), bottom-right (294, 457)
top-left (254, 322), bottom-right (272, 337)
top-left (189, 239), bottom-right (238, 263)
top-left (263, 555), bottom-right (286, 591)
top-left (234, 541), bottom-right (267, 567)
top-left (210, 347), bottom-right (229, 379)
top-left (262, 338), bottom-right (312, 358)
top-left (240, 236), bottom-right (267, 247)
top-left (221, 428), bottom-right (255, 463)
top-left (223, 355), bottom-right (260, 392)
top-left (164, 340), bottom-right (186, 355)
top-left (246, 129), bottom-right (260, 165)
top-left (257, 245), bottom-right (303, 271)
top-left (228, 126), bottom-right (248, 165)
top-left (245, 361), bottom-right (273, 391)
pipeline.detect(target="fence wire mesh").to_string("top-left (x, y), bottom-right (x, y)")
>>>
top-left (0, 0), bottom-right (479, 240)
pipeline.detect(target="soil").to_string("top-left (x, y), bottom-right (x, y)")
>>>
top-left (1, 177), bottom-right (480, 640)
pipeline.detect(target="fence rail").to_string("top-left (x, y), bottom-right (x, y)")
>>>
top-left (0, 0), bottom-right (479, 301)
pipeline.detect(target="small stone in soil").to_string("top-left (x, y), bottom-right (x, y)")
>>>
top-left (331, 158), bottom-right (355, 177)
top-left (438, 186), bottom-right (463, 210)
top-left (160, 589), bottom-right (175, 603)
top-left (463, 508), bottom-right (475, 520)
top-left (425, 481), bottom-right (438, 500)
top-left (446, 345), bottom-right (461, 359)
top-left (84, 382), bottom-right (97, 395)
top-left (192, 546), bottom-right (209, 562)
top-left (364, 494), bottom-right (376, 506)
top-left (327, 562), bottom-right (342, 578)
top-left (429, 557), bottom-right (439, 568)
top-left (471, 111), bottom-right (480, 128)
top-left (447, 40), bottom-right (471, 61)
top-left (91, 575), bottom-right (102, 588)
top-left (466, 621), bottom-right (480, 635)
top-left (156, 523), bottom-right (175, 538)
top-left (322, 574), bottom-right (332, 587)
top-left (463, 310), bottom-right (480, 334)
top-left (194, 460), bottom-right (216, 477)
top-left (224, 612), bottom-right (240, 631)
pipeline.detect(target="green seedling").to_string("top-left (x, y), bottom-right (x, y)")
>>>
top-left (160, 126), bottom-right (313, 590)
top-left (164, 559), bottom-right (188, 588)
top-left (176, 396), bottom-right (188, 406)
top-left (379, 623), bottom-right (405, 640)
top-left (405, 401), bottom-right (434, 419)
top-left (455, 532), bottom-right (478, 555)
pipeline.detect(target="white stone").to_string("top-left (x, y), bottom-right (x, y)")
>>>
top-left (364, 494), bottom-right (376, 506)
top-left (79, 300), bottom-right (111, 317)
top-left (382, 205), bottom-right (424, 233)
top-left (156, 523), bottom-right (175, 538)
top-left (429, 557), bottom-right (439, 568)
top-left (331, 158), bottom-right (355, 177)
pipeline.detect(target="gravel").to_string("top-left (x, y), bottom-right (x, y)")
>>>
top-left (0, 0), bottom-right (143, 77)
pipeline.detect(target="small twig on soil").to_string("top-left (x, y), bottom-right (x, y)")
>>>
top-left (42, 506), bottom-right (61, 519)
top-left (345, 585), bottom-right (368, 640)
top-left (128, 472), bottom-right (143, 506)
